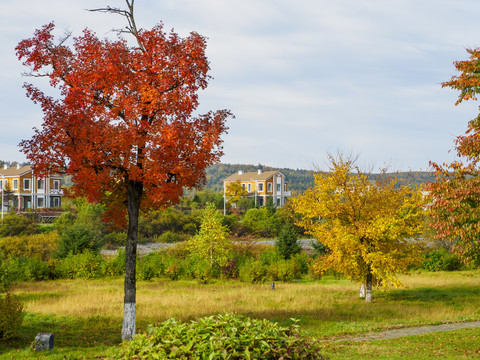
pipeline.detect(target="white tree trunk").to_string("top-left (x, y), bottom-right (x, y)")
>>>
top-left (121, 303), bottom-right (136, 340)
top-left (359, 283), bottom-right (366, 298)
top-left (365, 269), bottom-right (373, 303)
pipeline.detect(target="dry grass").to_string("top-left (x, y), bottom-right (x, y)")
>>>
top-left (12, 269), bottom-right (480, 338)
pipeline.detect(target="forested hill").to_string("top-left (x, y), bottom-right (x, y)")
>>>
top-left (204, 163), bottom-right (436, 194)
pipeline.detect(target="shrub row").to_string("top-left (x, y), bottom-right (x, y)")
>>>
top-left (0, 246), bottom-right (310, 285)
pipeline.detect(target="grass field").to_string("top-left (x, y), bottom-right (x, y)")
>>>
top-left (1, 270), bottom-right (480, 359)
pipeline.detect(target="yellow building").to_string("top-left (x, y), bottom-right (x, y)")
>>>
top-left (223, 169), bottom-right (291, 208)
top-left (0, 164), bottom-right (63, 211)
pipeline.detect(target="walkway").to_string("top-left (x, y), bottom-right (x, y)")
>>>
top-left (333, 321), bottom-right (480, 342)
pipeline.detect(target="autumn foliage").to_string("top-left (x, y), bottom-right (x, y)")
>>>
top-left (15, 22), bottom-right (231, 225)
top-left (292, 154), bottom-right (426, 300)
top-left (428, 48), bottom-right (480, 265)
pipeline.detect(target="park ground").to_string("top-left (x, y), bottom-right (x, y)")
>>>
top-left (0, 269), bottom-right (479, 359)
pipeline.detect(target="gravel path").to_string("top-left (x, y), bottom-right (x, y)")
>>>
top-left (100, 239), bottom-right (317, 256)
top-left (332, 321), bottom-right (480, 342)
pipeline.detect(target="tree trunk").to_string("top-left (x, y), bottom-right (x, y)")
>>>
top-left (121, 180), bottom-right (143, 340)
top-left (365, 266), bottom-right (373, 303)
top-left (359, 283), bottom-right (366, 298)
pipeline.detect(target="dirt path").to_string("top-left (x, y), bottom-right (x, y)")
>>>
top-left (332, 321), bottom-right (480, 342)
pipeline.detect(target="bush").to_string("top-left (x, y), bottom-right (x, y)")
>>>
top-left (103, 249), bottom-right (126, 277)
top-left (0, 292), bottom-right (24, 340)
top-left (136, 252), bottom-right (165, 281)
top-left (56, 251), bottom-right (104, 279)
top-left (0, 256), bottom-right (53, 283)
top-left (0, 213), bottom-right (39, 238)
top-left (157, 231), bottom-right (180, 243)
top-left (239, 259), bottom-right (267, 283)
top-left (0, 232), bottom-right (59, 261)
top-left (276, 224), bottom-right (301, 259)
top-left (103, 232), bottom-right (127, 248)
top-left (243, 208), bottom-right (282, 238)
top-left (110, 313), bottom-right (326, 360)
top-left (56, 223), bottom-right (103, 258)
top-left (421, 248), bottom-right (463, 271)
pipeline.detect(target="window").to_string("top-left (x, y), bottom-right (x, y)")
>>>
top-left (258, 183), bottom-right (264, 192)
top-left (24, 179), bottom-right (31, 190)
top-left (52, 197), bottom-right (61, 207)
top-left (53, 180), bottom-right (60, 190)
top-left (242, 183), bottom-right (246, 189)
top-left (37, 197), bottom-right (44, 208)
top-left (276, 184), bottom-right (281, 192)
top-left (267, 183), bottom-right (272, 193)
top-left (13, 179), bottom-right (18, 190)
top-left (284, 184), bottom-right (287, 191)
top-left (247, 183), bottom-right (251, 192)
top-left (0, 180), bottom-right (2, 189)
top-left (37, 179), bottom-right (44, 190)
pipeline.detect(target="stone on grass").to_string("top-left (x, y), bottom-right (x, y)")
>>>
top-left (33, 333), bottom-right (54, 352)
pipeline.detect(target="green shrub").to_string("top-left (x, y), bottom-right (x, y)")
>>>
top-left (0, 213), bottom-right (39, 238)
top-left (56, 251), bottom-right (104, 279)
top-left (291, 252), bottom-right (310, 275)
top-left (56, 223), bottom-right (103, 258)
top-left (0, 292), bottom-right (24, 340)
top-left (0, 232), bottom-right (59, 261)
top-left (109, 313), bottom-right (326, 359)
top-left (137, 252), bottom-right (165, 281)
top-left (239, 259), bottom-right (267, 283)
top-left (164, 260), bottom-right (184, 280)
top-left (276, 224), bottom-right (302, 260)
top-left (267, 260), bottom-right (296, 282)
top-left (243, 208), bottom-right (282, 238)
top-left (421, 248), bottom-right (463, 271)
top-left (103, 232), bottom-right (127, 248)
top-left (103, 249), bottom-right (126, 277)
top-left (157, 231), bottom-right (180, 243)
top-left (259, 248), bottom-right (282, 265)
top-left (0, 256), bottom-right (53, 283)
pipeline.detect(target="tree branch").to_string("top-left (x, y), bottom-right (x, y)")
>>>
top-left (88, 0), bottom-right (145, 51)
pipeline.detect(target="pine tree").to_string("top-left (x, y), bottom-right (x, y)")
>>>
top-left (276, 223), bottom-right (301, 259)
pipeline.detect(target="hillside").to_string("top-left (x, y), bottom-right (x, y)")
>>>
top-left (204, 163), bottom-right (436, 194)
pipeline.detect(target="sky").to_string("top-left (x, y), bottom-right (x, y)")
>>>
top-left (2, 0), bottom-right (480, 172)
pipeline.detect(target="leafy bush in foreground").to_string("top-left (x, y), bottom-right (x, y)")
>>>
top-left (109, 313), bottom-right (327, 360)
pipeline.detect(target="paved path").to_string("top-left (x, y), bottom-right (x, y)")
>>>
top-left (332, 321), bottom-right (480, 342)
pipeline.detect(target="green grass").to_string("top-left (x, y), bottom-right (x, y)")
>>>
top-left (1, 270), bottom-right (480, 359)
top-left (320, 327), bottom-right (480, 359)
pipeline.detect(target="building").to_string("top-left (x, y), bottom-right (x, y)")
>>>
top-left (0, 164), bottom-right (63, 212)
top-left (223, 169), bottom-right (291, 209)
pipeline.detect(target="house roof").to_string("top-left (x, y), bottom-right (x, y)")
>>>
top-left (0, 165), bottom-right (33, 177)
top-left (224, 170), bottom-right (285, 182)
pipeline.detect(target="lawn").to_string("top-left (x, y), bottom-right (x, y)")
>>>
top-left (1, 270), bottom-right (479, 359)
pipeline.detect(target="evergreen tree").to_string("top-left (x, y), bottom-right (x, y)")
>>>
top-left (276, 223), bottom-right (301, 259)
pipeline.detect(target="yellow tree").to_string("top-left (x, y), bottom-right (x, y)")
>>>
top-left (292, 154), bottom-right (427, 302)
top-left (225, 181), bottom-right (247, 204)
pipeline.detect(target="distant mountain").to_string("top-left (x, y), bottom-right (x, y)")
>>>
top-left (204, 163), bottom-right (436, 194)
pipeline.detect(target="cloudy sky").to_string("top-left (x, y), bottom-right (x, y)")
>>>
top-left (2, 0), bottom-right (480, 171)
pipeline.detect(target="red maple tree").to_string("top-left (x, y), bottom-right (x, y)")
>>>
top-left (428, 48), bottom-right (480, 266)
top-left (16, 1), bottom-right (231, 339)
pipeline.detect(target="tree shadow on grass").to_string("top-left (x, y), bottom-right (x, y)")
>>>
top-left (382, 286), bottom-right (480, 302)
top-left (0, 312), bottom-right (122, 356)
